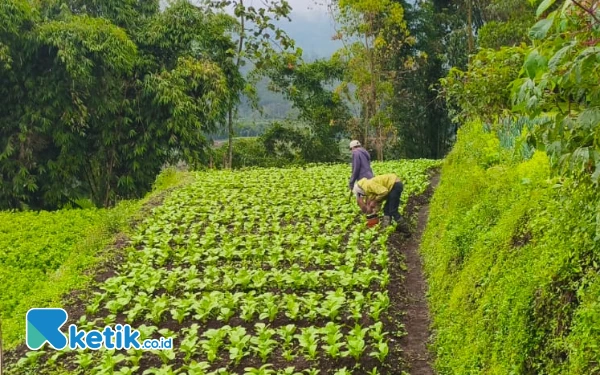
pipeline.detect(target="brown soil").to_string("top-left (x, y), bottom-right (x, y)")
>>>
top-left (4, 171), bottom-right (440, 375)
top-left (392, 172), bottom-right (439, 374)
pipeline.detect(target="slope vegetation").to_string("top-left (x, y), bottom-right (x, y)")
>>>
top-left (421, 122), bottom-right (600, 374)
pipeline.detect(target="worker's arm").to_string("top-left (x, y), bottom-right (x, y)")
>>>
top-left (356, 195), bottom-right (371, 214)
top-left (348, 152), bottom-right (360, 190)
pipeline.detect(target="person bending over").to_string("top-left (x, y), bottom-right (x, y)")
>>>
top-left (353, 173), bottom-right (404, 226)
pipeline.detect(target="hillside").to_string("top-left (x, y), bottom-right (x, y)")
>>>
top-left (5, 160), bottom-right (441, 375)
top-left (421, 122), bottom-right (600, 374)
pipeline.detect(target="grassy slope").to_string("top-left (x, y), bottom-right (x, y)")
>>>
top-left (421, 122), bottom-right (600, 374)
top-left (0, 168), bottom-right (192, 349)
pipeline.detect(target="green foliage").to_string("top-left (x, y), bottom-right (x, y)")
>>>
top-left (200, 0), bottom-right (297, 168)
top-left (478, 20), bottom-right (531, 49)
top-left (331, 0), bottom-right (413, 160)
top-left (266, 57), bottom-right (350, 163)
top-left (512, 0), bottom-right (600, 183)
top-left (431, 0), bottom-right (533, 68)
top-left (0, 168), bottom-right (191, 349)
top-left (0, 207), bottom-right (105, 348)
top-left (0, 0), bottom-right (235, 209)
top-left (422, 121), bottom-right (600, 374)
top-left (212, 137), bottom-right (293, 169)
top-left (441, 46), bottom-right (527, 124)
top-left (8, 159), bottom-right (439, 374)
top-left (386, 1), bottom-right (454, 159)
top-left (261, 123), bottom-right (306, 162)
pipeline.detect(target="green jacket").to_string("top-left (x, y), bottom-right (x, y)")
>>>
top-left (357, 174), bottom-right (399, 202)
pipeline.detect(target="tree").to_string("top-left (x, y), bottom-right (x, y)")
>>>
top-left (384, 0), bottom-right (455, 159)
top-left (330, 0), bottom-right (414, 161)
top-left (202, 0), bottom-right (296, 168)
top-left (431, 0), bottom-right (534, 67)
top-left (0, 0), bottom-right (236, 209)
top-left (513, 0), bottom-right (600, 184)
top-left (441, 46), bottom-right (528, 124)
top-left (266, 56), bottom-right (351, 162)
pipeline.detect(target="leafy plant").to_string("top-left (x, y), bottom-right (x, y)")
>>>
top-left (251, 323), bottom-right (278, 363)
top-left (228, 326), bottom-right (251, 365)
top-left (295, 327), bottom-right (320, 360)
top-left (370, 340), bottom-right (389, 363)
top-left (343, 324), bottom-right (368, 361)
top-left (321, 322), bottom-right (345, 359)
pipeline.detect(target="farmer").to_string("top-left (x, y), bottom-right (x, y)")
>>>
top-left (353, 174), bottom-right (404, 226)
top-left (348, 140), bottom-right (374, 191)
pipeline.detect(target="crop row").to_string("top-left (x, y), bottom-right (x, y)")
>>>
top-left (9, 160), bottom-right (440, 374)
top-left (21, 322), bottom-right (390, 375)
top-left (88, 288), bottom-right (390, 325)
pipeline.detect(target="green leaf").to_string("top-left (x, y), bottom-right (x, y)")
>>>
top-left (561, 0), bottom-right (574, 16)
top-left (529, 12), bottom-right (556, 40)
top-left (548, 44), bottom-right (573, 71)
top-left (524, 49), bottom-right (547, 79)
top-left (536, 0), bottom-right (557, 17)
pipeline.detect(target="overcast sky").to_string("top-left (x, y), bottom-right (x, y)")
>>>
top-left (221, 0), bottom-right (332, 21)
top-left (284, 0), bottom-right (330, 19)
top-left (169, 0), bottom-right (339, 57)
top-left (219, 0), bottom-right (340, 57)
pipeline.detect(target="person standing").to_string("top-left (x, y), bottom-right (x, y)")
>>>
top-left (348, 140), bottom-right (374, 191)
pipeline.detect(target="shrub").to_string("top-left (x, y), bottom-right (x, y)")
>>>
top-left (422, 121), bottom-right (600, 374)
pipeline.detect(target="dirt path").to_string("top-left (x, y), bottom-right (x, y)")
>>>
top-left (391, 173), bottom-right (440, 374)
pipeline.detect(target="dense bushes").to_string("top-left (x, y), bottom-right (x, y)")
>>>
top-left (0, 168), bottom-right (190, 349)
top-left (211, 137), bottom-right (296, 169)
top-left (421, 122), bottom-right (600, 374)
top-left (211, 122), bottom-right (349, 169)
top-left (440, 46), bottom-right (527, 124)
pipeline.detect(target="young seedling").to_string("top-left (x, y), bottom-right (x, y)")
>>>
top-left (321, 322), bottom-right (345, 359)
top-left (243, 364), bottom-right (276, 375)
top-left (251, 324), bottom-right (277, 363)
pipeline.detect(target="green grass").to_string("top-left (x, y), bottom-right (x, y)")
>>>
top-left (421, 121), bottom-right (600, 374)
top-left (0, 168), bottom-right (193, 349)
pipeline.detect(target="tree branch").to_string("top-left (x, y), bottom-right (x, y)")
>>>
top-left (571, 0), bottom-right (600, 24)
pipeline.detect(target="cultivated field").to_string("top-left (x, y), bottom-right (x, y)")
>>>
top-left (7, 160), bottom-right (440, 375)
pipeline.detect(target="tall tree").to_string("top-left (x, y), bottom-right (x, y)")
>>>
top-left (266, 56), bottom-right (351, 162)
top-left (330, 0), bottom-right (414, 161)
top-left (385, 0), bottom-right (455, 159)
top-left (203, 0), bottom-right (296, 168)
top-left (0, 0), bottom-right (236, 209)
top-left (513, 0), bottom-right (600, 184)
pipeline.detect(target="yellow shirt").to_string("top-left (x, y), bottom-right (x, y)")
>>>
top-left (357, 174), bottom-right (399, 202)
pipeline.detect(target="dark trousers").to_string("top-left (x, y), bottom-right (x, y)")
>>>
top-left (383, 181), bottom-right (403, 220)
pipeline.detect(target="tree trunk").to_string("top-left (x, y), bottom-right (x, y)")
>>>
top-left (467, 0), bottom-right (474, 61)
top-left (377, 120), bottom-right (384, 161)
top-left (227, 0), bottom-right (245, 169)
top-left (364, 104), bottom-right (369, 149)
top-left (227, 106), bottom-right (234, 169)
top-left (366, 12), bottom-right (378, 156)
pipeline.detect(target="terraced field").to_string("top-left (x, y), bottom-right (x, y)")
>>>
top-left (8, 160), bottom-right (440, 375)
